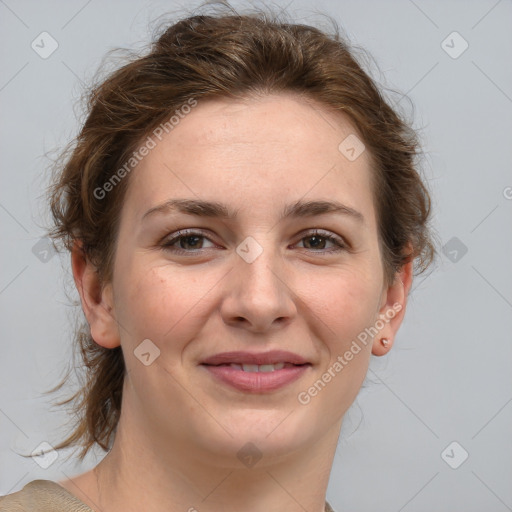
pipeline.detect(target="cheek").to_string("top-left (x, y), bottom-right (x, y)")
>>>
top-left (113, 263), bottom-right (206, 348)
top-left (300, 265), bottom-right (382, 346)
top-left (293, 269), bottom-right (380, 425)
top-left (300, 274), bottom-right (378, 413)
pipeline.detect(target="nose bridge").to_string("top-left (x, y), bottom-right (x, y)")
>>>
top-left (238, 237), bottom-right (280, 292)
top-left (222, 234), bottom-right (296, 330)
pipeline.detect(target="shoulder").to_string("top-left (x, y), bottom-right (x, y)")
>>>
top-left (0, 480), bottom-right (94, 512)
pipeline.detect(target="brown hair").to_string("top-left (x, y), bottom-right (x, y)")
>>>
top-left (43, 7), bottom-right (435, 461)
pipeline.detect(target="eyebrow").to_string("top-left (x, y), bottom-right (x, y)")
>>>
top-left (142, 198), bottom-right (365, 224)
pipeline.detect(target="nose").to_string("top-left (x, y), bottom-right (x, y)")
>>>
top-left (220, 242), bottom-right (297, 333)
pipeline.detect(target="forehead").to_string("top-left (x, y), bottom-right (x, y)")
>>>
top-left (124, 93), bottom-right (376, 227)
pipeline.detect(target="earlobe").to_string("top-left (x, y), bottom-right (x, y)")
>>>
top-left (371, 259), bottom-right (413, 356)
top-left (71, 242), bottom-right (120, 349)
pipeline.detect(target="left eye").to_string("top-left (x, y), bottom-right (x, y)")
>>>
top-left (296, 231), bottom-right (345, 251)
top-left (161, 230), bottom-right (346, 254)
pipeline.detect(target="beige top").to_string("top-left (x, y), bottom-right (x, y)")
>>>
top-left (0, 479), bottom-right (336, 511)
top-left (0, 480), bottom-right (93, 511)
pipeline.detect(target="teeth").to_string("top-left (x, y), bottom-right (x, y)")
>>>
top-left (232, 363), bottom-right (286, 372)
top-left (242, 364), bottom-right (260, 372)
top-left (260, 363), bottom-right (285, 372)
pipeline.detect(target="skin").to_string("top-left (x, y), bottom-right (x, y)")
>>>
top-left (58, 92), bottom-right (412, 512)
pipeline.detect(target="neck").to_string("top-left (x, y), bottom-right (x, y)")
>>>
top-left (89, 394), bottom-right (341, 512)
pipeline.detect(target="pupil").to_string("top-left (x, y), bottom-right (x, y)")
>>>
top-left (308, 235), bottom-right (324, 249)
top-left (182, 236), bottom-right (201, 249)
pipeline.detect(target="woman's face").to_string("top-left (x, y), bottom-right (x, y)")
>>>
top-left (89, 93), bottom-right (409, 465)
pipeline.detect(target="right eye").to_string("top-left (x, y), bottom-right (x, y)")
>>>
top-left (161, 229), bottom-right (218, 254)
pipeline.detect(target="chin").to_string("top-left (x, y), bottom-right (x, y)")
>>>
top-left (190, 407), bottom-right (321, 467)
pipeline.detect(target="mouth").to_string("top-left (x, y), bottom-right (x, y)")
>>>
top-left (200, 350), bottom-right (312, 393)
top-left (212, 362), bottom-right (294, 372)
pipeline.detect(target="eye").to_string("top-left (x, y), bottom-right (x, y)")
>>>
top-left (161, 230), bottom-right (216, 254)
top-left (161, 228), bottom-right (347, 255)
top-left (294, 230), bottom-right (347, 252)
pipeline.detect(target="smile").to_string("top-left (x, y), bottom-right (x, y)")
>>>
top-left (222, 362), bottom-right (288, 372)
top-left (200, 351), bottom-right (312, 392)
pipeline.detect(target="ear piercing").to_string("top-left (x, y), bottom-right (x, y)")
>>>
top-left (380, 338), bottom-right (390, 348)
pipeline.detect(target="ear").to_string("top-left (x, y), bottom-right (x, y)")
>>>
top-left (371, 259), bottom-right (413, 356)
top-left (71, 241), bottom-right (120, 349)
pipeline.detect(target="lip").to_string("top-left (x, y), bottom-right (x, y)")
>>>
top-left (201, 350), bottom-right (309, 366)
top-left (200, 350), bottom-right (311, 393)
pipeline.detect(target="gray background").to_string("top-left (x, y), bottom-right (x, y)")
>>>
top-left (1, 1), bottom-right (511, 511)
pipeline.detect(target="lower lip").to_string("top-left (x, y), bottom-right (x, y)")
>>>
top-left (201, 364), bottom-right (310, 392)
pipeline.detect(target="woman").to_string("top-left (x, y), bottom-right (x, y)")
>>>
top-left (0, 7), bottom-right (434, 512)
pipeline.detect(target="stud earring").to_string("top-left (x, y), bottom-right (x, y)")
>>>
top-left (381, 338), bottom-right (390, 348)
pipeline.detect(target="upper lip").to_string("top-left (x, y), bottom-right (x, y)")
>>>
top-left (201, 350), bottom-right (310, 366)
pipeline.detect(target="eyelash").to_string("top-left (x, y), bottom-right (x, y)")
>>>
top-left (161, 229), bottom-right (348, 255)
